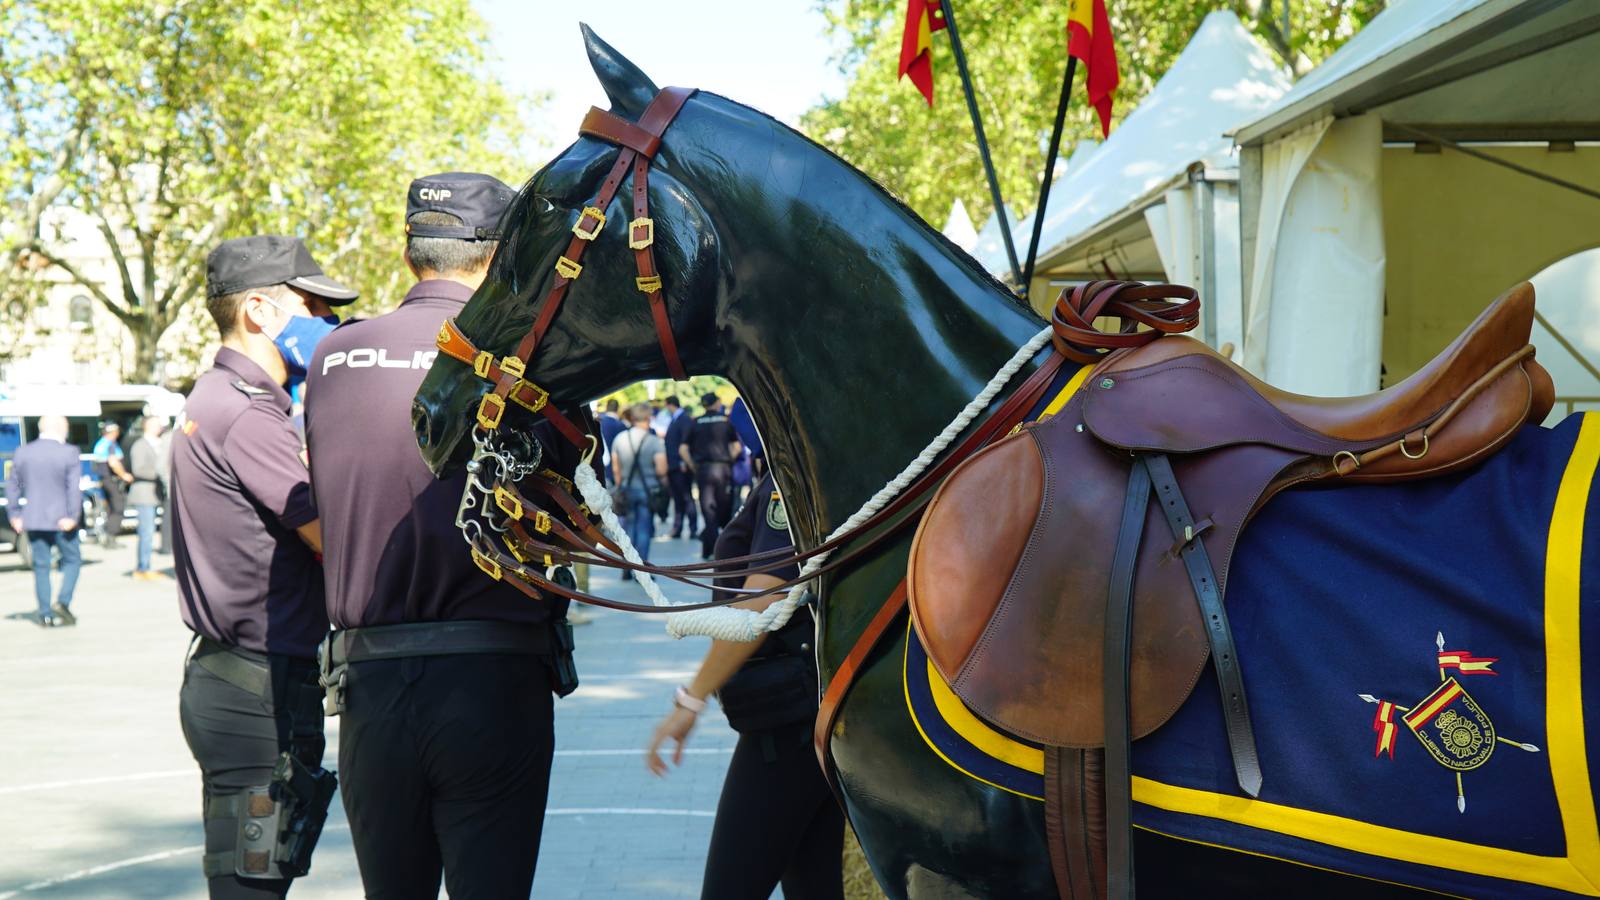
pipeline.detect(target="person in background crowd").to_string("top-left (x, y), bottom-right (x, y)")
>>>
top-left (651, 401), bottom-right (671, 437)
top-left (92, 422), bottom-right (133, 547)
top-left (128, 416), bottom-right (166, 580)
top-left (682, 392), bottom-right (741, 559)
top-left (306, 173), bottom-right (578, 898)
top-left (157, 421), bottom-right (174, 555)
top-left (645, 471), bottom-right (843, 900)
top-left (664, 395), bottom-right (698, 540)
top-left (598, 398), bottom-right (625, 486)
top-left (612, 402), bottom-right (668, 575)
top-left (172, 235), bottom-right (351, 899)
top-left (728, 396), bottom-right (765, 481)
top-left (5, 414), bottom-right (83, 627)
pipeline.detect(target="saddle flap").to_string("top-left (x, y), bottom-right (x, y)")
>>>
top-left (1082, 348), bottom-right (1353, 458)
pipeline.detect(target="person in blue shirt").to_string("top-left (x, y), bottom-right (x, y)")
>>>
top-left (663, 395), bottom-right (698, 539)
top-left (91, 422), bottom-right (133, 547)
top-left (597, 398), bottom-right (626, 486)
top-left (6, 415), bottom-right (84, 627)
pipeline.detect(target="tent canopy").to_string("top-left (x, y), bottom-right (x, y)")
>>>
top-left (974, 11), bottom-right (1289, 281)
top-left (1234, 0), bottom-right (1600, 146)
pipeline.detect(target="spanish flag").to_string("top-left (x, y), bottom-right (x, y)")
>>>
top-left (1372, 700), bottom-right (1399, 759)
top-left (1067, 0), bottom-right (1120, 137)
top-left (1438, 649), bottom-right (1499, 676)
top-left (899, 0), bottom-right (946, 106)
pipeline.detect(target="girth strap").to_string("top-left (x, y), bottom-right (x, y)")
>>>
top-left (1102, 457), bottom-right (1153, 898)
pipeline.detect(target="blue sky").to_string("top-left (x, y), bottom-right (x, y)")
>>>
top-left (475, 0), bottom-right (850, 159)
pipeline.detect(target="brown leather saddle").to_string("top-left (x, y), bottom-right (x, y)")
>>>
top-left (907, 281), bottom-right (1555, 898)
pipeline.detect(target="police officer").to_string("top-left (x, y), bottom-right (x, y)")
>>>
top-left (682, 392), bottom-right (741, 559)
top-left (645, 472), bottom-right (844, 899)
top-left (172, 235), bottom-right (354, 898)
top-left (663, 394), bottom-right (698, 539)
top-left (304, 173), bottom-right (577, 898)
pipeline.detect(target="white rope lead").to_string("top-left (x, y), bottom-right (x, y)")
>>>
top-left (582, 325), bottom-right (1052, 643)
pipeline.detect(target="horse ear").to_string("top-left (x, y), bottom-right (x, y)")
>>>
top-left (580, 24), bottom-right (659, 120)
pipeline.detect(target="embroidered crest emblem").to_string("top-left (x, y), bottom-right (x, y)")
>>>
top-left (1361, 631), bottom-right (1539, 813)
top-left (765, 490), bottom-right (788, 532)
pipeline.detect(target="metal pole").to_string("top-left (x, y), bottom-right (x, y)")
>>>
top-left (1021, 56), bottom-right (1079, 300)
top-left (938, 0), bottom-right (1022, 286)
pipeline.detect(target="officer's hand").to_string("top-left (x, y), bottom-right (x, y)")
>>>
top-left (121, 473), bottom-right (134, 484)
top-left (645, 707), bottom-right (698, 777)
top-left (57, 517), bottom-right (77, 532)
top-left (8, 517), bottom-right (21, 534)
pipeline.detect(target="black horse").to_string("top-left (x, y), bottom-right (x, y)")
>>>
top-left (414, 30), bottom-right (1599, 899)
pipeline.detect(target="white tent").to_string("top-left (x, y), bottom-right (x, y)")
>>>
top-left (1233, 0), bottom-right (1600, 402)
top-left (974, 11), bottom-right (1289, 353)
top-left (942, 198), bottom-right (979, 253)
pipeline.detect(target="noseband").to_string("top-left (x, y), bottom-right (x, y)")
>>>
top-left (436, 86), bottom-right (697, 448)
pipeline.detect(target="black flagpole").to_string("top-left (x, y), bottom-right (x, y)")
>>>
top-left (938, 0), bottom-right (1022, 287)
top-left (1021, 56), bottom-right (1079, 302)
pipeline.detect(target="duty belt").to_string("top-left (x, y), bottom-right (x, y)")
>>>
top-left (318, 619), bottom-right (578, 714)
top-left (192, 637), bottom-right (316, 699)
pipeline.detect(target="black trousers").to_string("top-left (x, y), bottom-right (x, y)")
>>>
top-left (668, 468), bottom-right (698, 535)
top-left (695, 462), bottom-right (734, 558)
top-left (178, 651), bottom-right (325, 900)
top-left (338, 653), bottom-right (555, 900)
top-left (98, 465), bottom-right (127, 541)
top-left (701, 723), bottom-right (844, 900)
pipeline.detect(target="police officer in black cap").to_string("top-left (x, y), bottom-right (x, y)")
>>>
top-left (304, 173), bottom-right (578, 898)
top-left (682, 392), bottom-right (742, 559)
top-left (172, 235), bottom-right (355, 898)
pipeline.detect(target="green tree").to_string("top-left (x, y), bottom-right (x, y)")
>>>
top-left (0, 0), bottom-right (537, 383)
top-left (802, 0), bottom-right (1385, 233)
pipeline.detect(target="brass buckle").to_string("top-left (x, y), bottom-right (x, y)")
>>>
top-left (533, 510), bottom-right (552, 535)
top-left (555, 256), bottom-right (583, 280)
top-left (472, 351), bottom-right (494, 380)
top-left (499, 355), bottom-right (526, 379)
top-left (494, 485), bottom-right (523, 520)
top-left (540, 469), bottom-right (576, 493)
top-left (471, 546), bottom-right (503, 580)
top-left (436, 321), bottom-right (452, 348)
top-left (629, 217), bottom-right (654, 249)
top-left (572, 206), bottom-right (607, 241)
top-left (508, 538), bottom-right (532, 565)
top-left (476, 393), bottom-right (506, 430)
top-left (636, 274), bottom-right (663, 294)
top-left (509, 380), bottom-right (549, 413)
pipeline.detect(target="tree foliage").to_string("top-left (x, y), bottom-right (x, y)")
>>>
top-left (0, 0), bottom-right (536, 382)
top-left (801, 0), bottom-right (1386, 235)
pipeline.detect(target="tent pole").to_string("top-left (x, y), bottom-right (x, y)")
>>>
top-left (938, 0), bottom-right (1022, 287)
top-left (1021, 56), bottom-right (1079, 302)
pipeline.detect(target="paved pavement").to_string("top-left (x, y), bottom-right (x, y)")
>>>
top-left (0, 529), bottom-right (743, 898)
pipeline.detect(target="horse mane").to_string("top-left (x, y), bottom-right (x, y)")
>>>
top-left (491, 89), bottom-right (1036, 320)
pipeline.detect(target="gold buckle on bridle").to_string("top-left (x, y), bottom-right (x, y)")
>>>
top-left (572, 206), bottom-right (607, 241)
top-left (628, 217), bottom-right (654, 250)
top-left (555, 256), bottom-right (583, 280)
top-left (636, 275), bottom-right (663, 294)
top-left (494, 485), bottom-right (523, 520)
top-left (476, 393), bottom-right (506, 430)
top-left (472, 351), bottom-right (494, 380)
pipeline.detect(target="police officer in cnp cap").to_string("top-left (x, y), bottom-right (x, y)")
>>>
top-left (172, 235), bottom-right (353, 898)
top-left (305, 172), bottom-right (578, 898)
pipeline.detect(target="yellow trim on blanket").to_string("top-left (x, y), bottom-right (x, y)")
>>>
top-left (925, 654), bottom-right (1045, 775)
top-left (915, 413), bottom-right (1600, 894)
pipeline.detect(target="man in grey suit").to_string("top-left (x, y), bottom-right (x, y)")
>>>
top-left (5, 415), bottom-right (84, 627)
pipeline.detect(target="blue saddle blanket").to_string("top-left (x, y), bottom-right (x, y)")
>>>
top-left (904, 413), bottom-right (1600, 897)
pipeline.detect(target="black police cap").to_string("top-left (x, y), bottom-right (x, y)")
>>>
top-left (205, 236), bottom-right (359, 305)
top-left (405, 172), bottom-right (517, 241)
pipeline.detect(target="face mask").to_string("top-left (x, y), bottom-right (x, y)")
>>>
top-left (267, 301), bottom-right (340, 388)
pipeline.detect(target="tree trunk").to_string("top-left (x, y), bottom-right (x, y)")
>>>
top-left (130, 317), bottom-right (164, 385)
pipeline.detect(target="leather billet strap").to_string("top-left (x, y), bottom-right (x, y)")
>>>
top-left (1052, 281), bottom-right (1200, 364)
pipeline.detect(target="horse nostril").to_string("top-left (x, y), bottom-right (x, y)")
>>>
top-left (412, 401), bottom-right (436, 450)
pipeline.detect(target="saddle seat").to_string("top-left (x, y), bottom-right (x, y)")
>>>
top-left (907, 281), bottom-right (1554, 749)
top-left (1086, 282), bottom-right (1555, 479)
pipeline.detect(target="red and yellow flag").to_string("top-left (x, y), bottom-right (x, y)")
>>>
top-left (1372, 700), bottom-right (1399, 759)
top-left (1067, 0), bottom-right (1120, 137)
top-left (899, 0), bottom-right (946, 106)
top-left (1438, 649), bottom-right (1498, 677)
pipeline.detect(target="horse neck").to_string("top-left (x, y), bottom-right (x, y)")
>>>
top-left (723, 237), bottom-right (1043, 547)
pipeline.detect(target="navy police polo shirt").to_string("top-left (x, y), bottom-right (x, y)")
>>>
top-left (304, 279), bottom-right (558, 631)
top-left (171, 348), bottom-right (326, 659)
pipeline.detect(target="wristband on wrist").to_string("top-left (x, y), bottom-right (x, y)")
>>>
top-left (673, 685), bottom-right (706, 713)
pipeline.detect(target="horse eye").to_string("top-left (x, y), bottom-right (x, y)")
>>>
top-left (533, 196), bottom-right (555, 216)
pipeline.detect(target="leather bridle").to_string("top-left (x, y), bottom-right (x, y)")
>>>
top-left (435, 86), bottom-right (697, 450)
